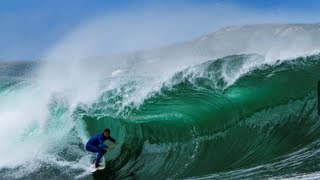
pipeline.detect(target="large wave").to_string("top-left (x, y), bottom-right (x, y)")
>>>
top-left (0, 53), bottom-right (320, 179)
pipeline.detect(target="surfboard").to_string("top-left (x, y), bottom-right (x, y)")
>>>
top-left (90, 162), bottom-right (105, 173)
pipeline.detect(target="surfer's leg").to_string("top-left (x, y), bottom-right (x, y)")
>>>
top-left (86, 144), bottom-right (106, 167)
top-left (96, 148), bottom-right (107, 168)
top-left (85, 144), bottom-right (100, 153)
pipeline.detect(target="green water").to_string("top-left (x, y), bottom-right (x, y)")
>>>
top-left (78, 54), bottom-right (320, 179)
top-left (1, 54), bottom-right (320, 179)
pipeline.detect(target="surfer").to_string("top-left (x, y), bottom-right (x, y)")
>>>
top-left (85, 128), bottom-right (118, 169)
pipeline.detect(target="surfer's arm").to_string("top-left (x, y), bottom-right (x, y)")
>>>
top-left (108, 136), bottom-right (117, 143)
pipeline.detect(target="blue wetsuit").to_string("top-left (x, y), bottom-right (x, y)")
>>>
top-left (85, 133), bottom-right (116, 167)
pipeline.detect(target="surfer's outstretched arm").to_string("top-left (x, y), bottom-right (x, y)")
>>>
top-left (108, 136), bottom-right (117, 143)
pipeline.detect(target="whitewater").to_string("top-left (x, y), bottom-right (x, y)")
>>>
top-left (1, 23), bottom-right (320, 179)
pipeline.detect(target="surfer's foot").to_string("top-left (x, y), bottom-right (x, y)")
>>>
top-left (95, 165), bottom-right (104, 170)
top-left (96, 165), bottom-right (104, 170)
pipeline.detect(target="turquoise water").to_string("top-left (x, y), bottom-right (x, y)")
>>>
top-left (0, 54), bottom-right (320, 179)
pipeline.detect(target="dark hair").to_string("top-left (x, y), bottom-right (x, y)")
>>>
top-left (104, 128), bottom-right (111, 134)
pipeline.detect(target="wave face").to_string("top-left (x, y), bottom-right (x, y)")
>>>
top-left (1, 54), bottom-right (320, 179)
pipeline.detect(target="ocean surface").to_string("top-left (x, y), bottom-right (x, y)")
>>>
top-left (0, 52), bottom-right (320, 180)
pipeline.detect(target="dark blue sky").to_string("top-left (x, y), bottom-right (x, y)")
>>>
top-left (0, 0), bottom-right (319, 60)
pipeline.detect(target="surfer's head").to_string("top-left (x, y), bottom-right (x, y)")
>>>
top-left (103, 128), bottom-right (111, 137)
